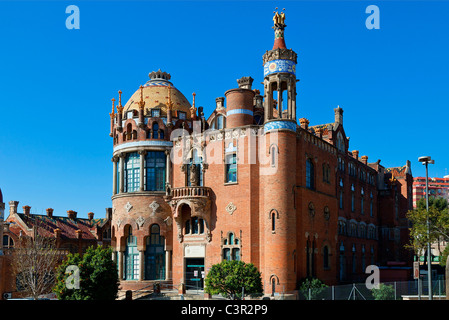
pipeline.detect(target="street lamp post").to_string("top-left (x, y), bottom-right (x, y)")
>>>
top-left (418, 156), bottom-right (435, 300)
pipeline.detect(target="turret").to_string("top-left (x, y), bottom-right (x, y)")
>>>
top-left (225, 77), bottom-right (255, 128)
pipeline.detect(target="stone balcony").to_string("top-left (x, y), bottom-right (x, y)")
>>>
top-left (169, 186), bottom-right (211, 200)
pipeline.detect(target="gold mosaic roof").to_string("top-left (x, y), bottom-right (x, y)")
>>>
top-left (121, 71), bottom-right (192, 119)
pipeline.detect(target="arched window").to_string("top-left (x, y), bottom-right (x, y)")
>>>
top-left (271, 145), bottom-right (277, 168)
top-left (124, 226), bottom-right (139, 280)
top-left (145, 224), bottom-right (165, 280)
top-left (271, 211), bottom-right (276, 232)
top-left (222, 231), bottom-right (240, 261)
top-left (337, 132), bottom-right (345, 153)
top-left (2, 235), bottom-right (14, 248)
top-left (217, 115), bottom-right (224, 129)
top-left (306, 158), bottom-right (315, 190)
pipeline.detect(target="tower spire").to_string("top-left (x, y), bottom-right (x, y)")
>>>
top-left (272, 8), bottom-right (287, 50)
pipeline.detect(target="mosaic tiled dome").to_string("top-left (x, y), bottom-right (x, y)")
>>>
top-left (122, 70), bottom-right (192, 119)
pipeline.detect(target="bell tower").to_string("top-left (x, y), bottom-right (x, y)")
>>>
top-left (263, 8), bottom-right (298, 123)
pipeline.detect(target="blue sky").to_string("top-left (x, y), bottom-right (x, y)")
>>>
top-left (0, 1), bottom-right (448, 218)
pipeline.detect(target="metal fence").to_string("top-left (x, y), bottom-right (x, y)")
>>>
top-left (297, 279), bottom-right (446, 300)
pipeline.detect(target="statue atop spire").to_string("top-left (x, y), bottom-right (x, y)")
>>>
top-left (273, 8), bottom-right (286, 27)
top-left (272, 8), bottom-right (287, 50)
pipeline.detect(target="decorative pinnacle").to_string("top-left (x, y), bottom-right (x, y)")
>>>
top-left (110, 98), bottom-right (116, 118)
top-left (192, 92), bottom-right (196, 108)
top-left (139, 85), bottom-right (145, 109)
top-left (117, 90), bottom-right (124, 112)
top-left (167, 84), bottom-right (173, 110)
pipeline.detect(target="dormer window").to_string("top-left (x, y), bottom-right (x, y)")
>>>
top-left (151, 109), bottom-right (160, 118)
top-left (178, 111), bottom-right (186, 120)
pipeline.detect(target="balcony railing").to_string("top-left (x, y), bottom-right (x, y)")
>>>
top-left (170, 186), bottom-right (211, 199)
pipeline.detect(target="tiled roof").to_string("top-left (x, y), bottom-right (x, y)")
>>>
top-left (10, 213), bottom-right (107, 241)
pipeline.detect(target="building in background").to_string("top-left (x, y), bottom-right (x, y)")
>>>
top-left (0, 195), bottom-right (111, 299)
top-left (413, 176), bottom-right (449, 208)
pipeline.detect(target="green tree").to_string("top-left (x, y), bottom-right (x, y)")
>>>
top-left (371, 283), bottom-right (395, 300)
top-left (406, 197), bottom-right (449, 262)
top-left (204, 260), bottom-right (263, 300)
top-left (53, 246), bottom-right (119, 300)
top-left (298, 277), bottom-right (328, 300)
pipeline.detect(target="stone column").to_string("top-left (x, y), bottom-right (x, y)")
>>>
top-left (139, 250), bottom-right (145, 281)
top-left (119, 153), bottom-right (125, 193)
top-left (165, 250), bottom-right (171, 280)
top-left (292, 85), bottom-right (296, 122)
top-left (277, 79), bottom-right (282, 119)
top-left (112, 156), bottom-right (118, 195)
top-left (165, 150), bottom-right (171, 189)
top-left (118, 250), bottom-right (124, 280)
top-left (139, 150), bottom-right (146, 192)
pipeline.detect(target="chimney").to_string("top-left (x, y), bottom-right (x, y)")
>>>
top-left (23, 206), bottom-right (31, 216)
top-left (334, 106), bottom-right (343, 126)
top-left (46, 208), bottom-right (54, 218)
top-left (88, 212), bottom-right (94, 221)
top-left (237, 76), bottom-right (254, 90)
top-left (315, 127), bottom-right (323, 138)
top-left (361, 155), bottom-right (368, 165)
top-left (299, 118), bottom-right (309, 130)
top-left (215, 97), bottom-right (225, 110)
top-left (67, 210), bottom-right (77, 220)
top-left (54, 228), bottom-right (61, 239)
top-left (106, 208), bottom-right (113, 220)
top-left (352, 150), bottom-right (359, 160)
top-left (9, 201), bottom-right (19, 215)
top-left (76, 229), bottom-right (82, 239)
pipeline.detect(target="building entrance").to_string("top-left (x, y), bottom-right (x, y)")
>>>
top-left (185, 258), bottom-right (204, 290)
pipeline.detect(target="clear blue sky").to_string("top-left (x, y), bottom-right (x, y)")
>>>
top-left (1, 1), bottom-right (448, 219)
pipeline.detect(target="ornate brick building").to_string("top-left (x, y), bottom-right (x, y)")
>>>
top-left (108, 10), bottom-right (413, 295)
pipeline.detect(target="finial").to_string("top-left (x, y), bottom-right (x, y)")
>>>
top-left (110, 98), bottom-right (116, 117)
top-left (139, 85), bottom-right (145, 109)
top-left (117, 90), bottom-right (123, 112)
top-left (192, 92), bottom-right (196, 108)
top-left (167, 84), bottom-right (173, 109)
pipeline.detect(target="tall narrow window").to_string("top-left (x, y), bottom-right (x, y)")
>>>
top-left (306, 158), bottom-right (315, 190)
top-left (339, 179), bottom-right (344, 209)
top-left (361, 188), bottom-right (365, 214)
top-left (124, 226), bottom-right (139, 280)
top-left (125, 152), bottom-right (140, 192)
top-left (225, 154), bottom-right (237, 183)
top-left (370, 192), bottom-right (374, 217)
top-left (271, 146), bottom-right (276, 167)
top-left (351, 184), bottom-right (355, 212)
top-left (217, 115), bottom-right (224, 129)
top-left (271, 211), bottom-right (276, 232)
top-left (145, 151), bottom-right (166, 191)
top-left (145, 224), bottom-right (165, 280)
top-left (323, 246), bottom-right (329, 269)
top-left (152, 122), bottom-right (159, 139)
